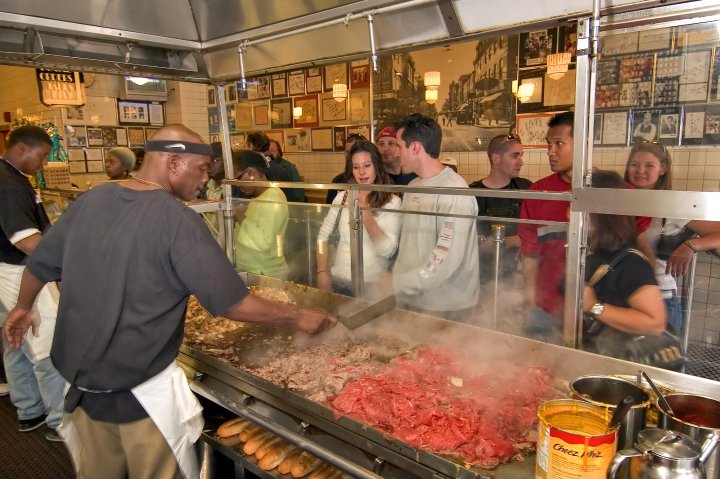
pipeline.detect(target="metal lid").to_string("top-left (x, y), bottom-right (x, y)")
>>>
top-left (637, 428), bottom-right (700, 460)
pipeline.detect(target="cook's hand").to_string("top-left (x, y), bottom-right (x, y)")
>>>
top-left (582, 284), bottom-right (598, 313)
top-left (666, 245), bottom-right (692, 277)
top-left (317, 271), bottom-right (332, 291)
top-left (358, 190), bottom-right (370, 207)
top-left (4, 307), bottom-right (38, 349)
top-left (296, 307), bottom-right (337, 334)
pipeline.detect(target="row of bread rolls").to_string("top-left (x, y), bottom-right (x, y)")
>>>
top-left (216, 417), bottom-right (350, 478)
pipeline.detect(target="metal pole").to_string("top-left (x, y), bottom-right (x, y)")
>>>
top-left (306, 209), bottom-right (314, 286)
top-left (347, 190), bottom-right (365, 297)
top-left (681, 254), bottom-right (698, 366)
top-left (367, 14), bottom-right (378, 72)
top-left (216, 82), bottom-right (236, 264)
top-left (491, 224), bottom-right (506, 330)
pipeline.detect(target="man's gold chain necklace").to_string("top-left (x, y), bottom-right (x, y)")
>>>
top-left (130, 175), bottom-right (167, 191)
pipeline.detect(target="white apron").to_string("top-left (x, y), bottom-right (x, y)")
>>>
top-left (0, 262), bottom-right (58, 361)
top-left (59, 361), bottom-right (204, 479)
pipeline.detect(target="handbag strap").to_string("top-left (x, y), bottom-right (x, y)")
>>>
top-left (588, 247), bottom-right (649, 287)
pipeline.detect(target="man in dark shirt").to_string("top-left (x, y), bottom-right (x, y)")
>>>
top-left (268, 139), bottom-right (305, 202)
top-left (5, 124), bottom-right (335, 478)
top-left (375, 126), bottom-right (417, 185)
top-left (0, 125), bottom-right (65, 442)
top-left (470, 133), bottom-right (532, 283)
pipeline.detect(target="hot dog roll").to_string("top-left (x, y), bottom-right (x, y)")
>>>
top-left (290, 451), bottom-right (323, 478)
top-left (217, 434), bottom-right (241, 447)
top-left (278, 451), bottom-right (303, 475)
top-left (254, 436), bottom-right (285, 460)
top-left (258, 442), bottom-right (297, 471)
top-left (308, 464), bottom-right (336, 479)
top-left (243, 431), bottom-right (272, 455)
top-left (217, 417), bottom-right (251, 437)
top-left (238, 424), bottom-right (262, 442)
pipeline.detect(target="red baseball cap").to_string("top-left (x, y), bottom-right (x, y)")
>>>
top-left (376, 126), bottom-right (396, 141)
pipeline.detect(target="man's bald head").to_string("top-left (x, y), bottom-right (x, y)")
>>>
top-left (148, 124), bottom-right (206, 144)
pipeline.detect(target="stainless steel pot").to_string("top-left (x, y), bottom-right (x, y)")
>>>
top-left (570, 375), bottom-right (651, 449)
top-left (657, 393), bottom-right (720, 479)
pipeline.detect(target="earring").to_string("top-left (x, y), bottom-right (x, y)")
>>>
top-left (171, 167), bottom-right (179, 176)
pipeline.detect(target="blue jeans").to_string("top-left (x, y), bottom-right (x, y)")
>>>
top-left (525, 307), bottom-right (563, 343)
top-left (2, 334), bottom-right (65, 429)
top-left (664, 294), bottom-right (683, 335)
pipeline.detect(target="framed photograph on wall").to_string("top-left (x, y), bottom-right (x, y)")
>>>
top-left (293, 95), bottom-right (319, 128)
top-left (253, 76), bottom-right (271, 100)
top-left (102, 127), bottom-right (118, 147)
top-left (118, 100), bottom-right (150, 125)
top-left (306, 67), bottom-right (323, 94)
top-left (593, 113), bottom-right (603, 145)
top-left (559, 24), bottom-right (577, 57)
top-left (145, 127), bottom-right (160, 140)
top-left (311, 127), bottom-right (334, 151)
top-left (519, 28), bottom-right (556, 67)
top-left (68, 148), bottom-right (86, 162)
top-left (224, 83), bottom-right (238, 103)
top-left (288, 70), bottom-right (305, 96)
top-left (346, 124), bottom-right (370, 141)
top-left (596, 84), bottom-right (621, 109)
top-left (544, 69), bottom-right (575, 107)
top-left (321, 97), bottom-right (346, 122)
top-left (85, 148), bottom-right (103, 161)
top-left (207, 87), bottom-right (217, 107)
top-left (619, 55), bottom-right (654, 83)
top-left (127, 127), bottom-right (145, 147)
top-left (270, 98), bottom-right (293, 129)
top-left (659, 110), bottom-right (681, 141)
top-left (597, 60), bottom-right (620, 85)
top-left (64, 125), bottom-right (87, 147)
top-left (236, 102), bottom-right (252, 130)
top-left (87, 127), bottom-right (103, 146)
top-left (285, 129), bottom-right (311, 152)
top-left (271, 72), bottom-right (287, 98)
top-left (350, 89), bottom-right (370, 122)
top-left (516, 112), bottom-right (561, 147)
top-left (68, 160), bottom-right (87, 174)
top-left (681, 106), bottom-right (704, 145)
top-left (516, 71), bottom-right (544, 113)
top-left (115, 128), bottom-right (128, 146)
top-left (333, 127), bottom-right (346, 151)
top-left (631, 109), bottom-right (660, 143)
top-left (323, 63), bottom-right (348, 91)
top-left (350, 60), bottom-right (370, 89)
top-left (601, 110), bottom-right (629, 146)
top-left (149, 103), bottom-right (164, 125)
top-left (253, 102), bottom-right (269, 127)
top-left (207, 107), bottom-right (220, 134)
top-left (230, 132), bottom-right (246, 150)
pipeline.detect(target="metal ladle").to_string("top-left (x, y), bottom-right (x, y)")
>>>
top-left (641, 370), bottom-right (674, 416)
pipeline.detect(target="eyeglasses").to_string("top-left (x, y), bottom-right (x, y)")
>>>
top-left (500, 133), bottom-right (521, 144)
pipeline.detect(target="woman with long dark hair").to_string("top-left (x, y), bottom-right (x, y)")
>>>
top-left (316, 141), bottom-right (401, 295)
top-left (583, 171), bottom-right (666, 357)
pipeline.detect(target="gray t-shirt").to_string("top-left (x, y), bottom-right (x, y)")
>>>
top-left (28, 184), bottom-right (248, 421)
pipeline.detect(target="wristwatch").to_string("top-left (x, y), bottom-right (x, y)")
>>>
top-left (589, 303), bottom-right (605, 317)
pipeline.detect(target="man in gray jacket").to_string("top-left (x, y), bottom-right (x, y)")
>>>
top-left (379, 114), bottom-right (480, 322)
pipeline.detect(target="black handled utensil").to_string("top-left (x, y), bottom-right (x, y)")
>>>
top-left (608, 395), bottom-right (636, 432)
top-left (641, 370), bottom-right (674, 416)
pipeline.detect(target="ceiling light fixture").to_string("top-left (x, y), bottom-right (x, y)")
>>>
top-left (546, 52), bottom-right (572, 80)
top-left (332, 80), bottom-right (348, 103)
top-left (424, 71), bottom-right (441, 90)
top-left (425, 89), bottom-right (438, 104)
top-left (128, 77), bottom-right (152, 86)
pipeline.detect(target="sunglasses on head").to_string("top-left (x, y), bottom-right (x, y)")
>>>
top-left (347, 133), bottom-right (367, 141)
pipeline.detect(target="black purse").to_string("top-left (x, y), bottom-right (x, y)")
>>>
top-left (655, 218), bottom-right (696, 260)
top-left (583, 248), bottom-right (686, 371)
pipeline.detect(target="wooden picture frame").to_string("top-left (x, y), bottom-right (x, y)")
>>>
top-left (516, 112), bottom-right (562, 147)
top-left (224, 83), bottom-right (238, 103)
top-left (346, 124), bottom-right (370, 141)
top-left (519, 29), bottom-right (557, 67)
top-left (321, 97), bottom-right (346, 122)
top-left (253, 103), bottom-right (269, 126)
top-left (87, 127), bottom-right (103, 146)
top-left (266, 130), bottom-right (285, 150)
top-left (333, 127), bottom-right (346, 151)
top-left (285, 128), bottom-right (311, 152)
top-left (115, 128), bottom-right (128, 146)
top-left (306, 67), bottom-right (323, 94)
top-left (236, 102), bottom-right (252, 130)
top-left (101, 127), bottom-right (118, 147)
top-left (270, 98), bottom-right (293, 129)
top-left (149, 103), bottom-right (164, 126)
top-left (64, 125), bottom-right (87, 147)
top-left (271, 72), bottom-right (287, 98)
top-left (127, 127), bottom-right (145, 147)
top-left (118, 100), bottom-right (150, 125)
top-left (288, 70), bottom-right (305, 96)
top-left (350, 60), bottom-right (370, 89)
top-left (311, 127), bottom-right (334, 151)
top-left (293, 95), bottom-right (319, 128)
top-left (145, 127), bottom-right (160, 140)
top-left (323, 63), bottom-right (348, 92)
top-left (350, 89), bottom-right (370, 122)
top-left (207, 86), bottom-right (217, 107)
top-left (601, 110), bottom-right (630, 146)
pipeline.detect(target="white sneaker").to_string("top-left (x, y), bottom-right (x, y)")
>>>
top-left (0, 382), bottom-right (8, 397)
